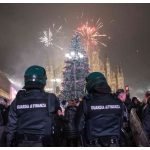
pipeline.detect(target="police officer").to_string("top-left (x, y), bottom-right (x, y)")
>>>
top-left (6, 65), bottom-right (60, 147)
top-left (75, 72), bottom-right (123, 147)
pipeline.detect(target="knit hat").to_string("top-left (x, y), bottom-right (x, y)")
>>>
top-left (145, 91), bottom-right (150, 98)
top-left (116, 89), bottom-right (125, 96)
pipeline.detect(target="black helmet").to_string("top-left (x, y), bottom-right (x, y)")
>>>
top-left (86, 72), bottom-right (110, 93)
top-left (24, 65), bottom-right (47, 89)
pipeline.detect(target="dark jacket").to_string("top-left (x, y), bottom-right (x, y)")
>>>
top-left (63, 106), bottom-right (78, 138)
top-left (0, 104), bottom-right (5, 126)
top-left (124, 96), bottom-right (132, 113)
top-left (6, 89), bottom-right (60, 146)
top-left (76, 93), bottom-right (123, 142)
top-left (142, 104), bottom-right (150, 139)
top-left (0, 109), bottom-right (4, 126)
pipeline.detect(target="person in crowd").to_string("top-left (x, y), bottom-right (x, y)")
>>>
top-left (116, 89), bottom-right (129, 125)
top-left (52, 107), bottom-right (65, 147)
top-left (0, 103), bottom-right (4, 126)
top-left (76, 72), bottom-right (123, 147)
top-left (115, 89), bottom-right (134, 146)
top-left (131, 97), bottom-right (141, 118)
top-left (144, 91), bottom-right (150, 102)
top-left (0, 99), bottom-right (9, 146)
top-left (0, 104), bottom-right (4, 146)
top-left (131, 97), bottom-right (141, 108)
top-left (63, 99), bottom-right (79, 146)
top-left (124, 87), bottom-right (132, 112)
top-left (141, 94), bottom-right (150, 141)
top-left (0, 100), bottom-right (10, 126)
top-left (6, 65), bottom-right (60, 147)
top-left (138, 91), bottom-right (150, 121)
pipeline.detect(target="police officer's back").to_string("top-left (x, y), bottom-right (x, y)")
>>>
top-left (76, 72), bottom-right (123, 147)
top-left (6, 65), bottom-right (60, 147)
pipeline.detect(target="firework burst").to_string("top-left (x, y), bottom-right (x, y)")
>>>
top-left (39, 28), bottom-right (53, 47)
top-left (76, 19), bottom-right (107, 47)
top-left (39, 24), bottom-right (63, 50)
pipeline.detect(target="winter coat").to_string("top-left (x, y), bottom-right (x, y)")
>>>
top-left (142, 104), bottom-right (150, 139)
top-left (63, 106), bottom-right (78, 138)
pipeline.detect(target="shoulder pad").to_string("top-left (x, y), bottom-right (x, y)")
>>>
top-left (16, 89), bottom-right (26, 99)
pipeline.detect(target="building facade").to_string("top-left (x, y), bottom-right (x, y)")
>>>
top-left (45, 63), bottom-right (64, 95)
top-left (0, 71), bottom-right (10, 101)
top-left (89, 49), bottom-right (125, 92)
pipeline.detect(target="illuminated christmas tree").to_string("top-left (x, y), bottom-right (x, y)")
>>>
top-left (60, 33), bottom-right (89, 101)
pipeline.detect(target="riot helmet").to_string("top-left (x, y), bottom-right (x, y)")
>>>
top-left (86, 72), bottom-right (111, 94)
top-left (24, 65), bottom-right (47, 89)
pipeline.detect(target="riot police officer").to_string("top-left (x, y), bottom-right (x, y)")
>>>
top-left (6, 65), bottom-right (60, 147)
top-left (76, 72), bottom-right (123, 147)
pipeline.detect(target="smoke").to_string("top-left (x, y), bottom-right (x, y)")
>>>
top-left (130, 86), bottom-right (150, 101)
top-left (2, 43), bottom-right (47, 89)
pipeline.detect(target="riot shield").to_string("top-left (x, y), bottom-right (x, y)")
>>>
top-left (130, 108), bottom-right (150, 146)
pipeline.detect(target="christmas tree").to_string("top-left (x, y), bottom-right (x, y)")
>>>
top-left (60, 33), bottom-right (89, 101)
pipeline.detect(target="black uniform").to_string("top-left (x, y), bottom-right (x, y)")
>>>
top-left (76, 93), bottom-right (123, 146)
top-left (6, 89), bottom-right (60, 147)
top-left (63, 105), bottom-right (79, 146)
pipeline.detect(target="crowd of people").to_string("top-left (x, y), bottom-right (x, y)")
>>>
top-left (0, 65), bottom-right (150, 147)
top-left (0, 99), bottom-right (9, 146)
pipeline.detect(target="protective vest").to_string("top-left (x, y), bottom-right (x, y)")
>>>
top-left (15, 89), bottom-right (59, 135)
top-left (83, 94), bottom-right (123, 141)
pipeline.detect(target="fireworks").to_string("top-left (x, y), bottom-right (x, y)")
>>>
top-left (76, 19), bottom-right (107, 47)
top-left (40, 16), bottom-right (107, 51)
top-left (39, 28), bottom-right (53, 47)
top-left (39, 24), bottom-right (63, 50)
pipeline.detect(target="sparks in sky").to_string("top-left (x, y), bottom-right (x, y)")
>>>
top-left (40, 28), bottom-right (53, 47)
top-left (39, 24), bottom-right (63, 50)
top-left (76, 19), bottom-right (107, 47)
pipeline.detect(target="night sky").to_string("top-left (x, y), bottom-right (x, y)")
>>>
top-left (0, 3), bottom-right (150, 98)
